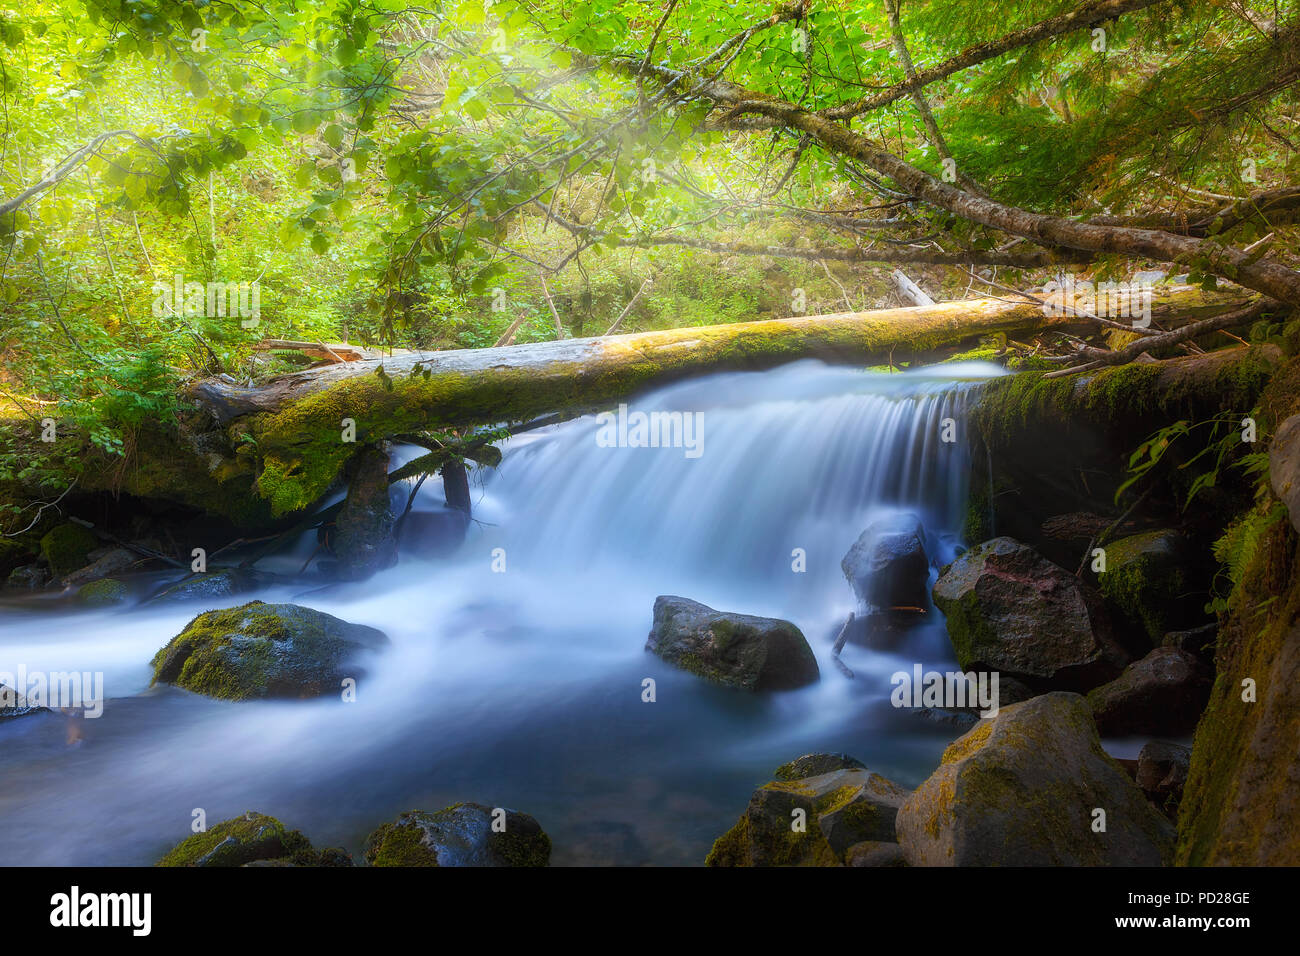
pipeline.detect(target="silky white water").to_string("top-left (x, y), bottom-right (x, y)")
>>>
top-left (0, 359), bottom-right (1002, 866)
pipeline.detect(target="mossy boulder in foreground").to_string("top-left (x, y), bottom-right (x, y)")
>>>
top-left (895, 692), bottom-right (1174, 865)
top-left (157, 811), bottom-right (352, 866)
top-left (932, 537), bottom-right (1127, 691)
top-left (150, 601), bottom-right (388, 700)
top-left (706, 763), bottom-right (909, 866)
top-left (646, 595), bottom-right (819, 691)
top-left (364, 804), bottom-right (551, 867)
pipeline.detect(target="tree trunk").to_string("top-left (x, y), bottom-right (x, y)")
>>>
top-left (187, 285), bottom-right (1248, 517)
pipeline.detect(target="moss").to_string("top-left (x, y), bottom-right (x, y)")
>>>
top-left (149, 601), bottom-right (360, 700)
top-left (1176, 507), bottom-right (1300, 865)
top-left (39, 523), bottom-right (97, 579)
top-left (157, 811), bottom-right (317, 867)
top-left (1096, 530), bottom-right (1191, 643)
top-left (364, 820), bottom-right (440, 866)
top-left (75, 577), bottom-right (128, 607)
top-left (489, 824), bottom-right (552, 867)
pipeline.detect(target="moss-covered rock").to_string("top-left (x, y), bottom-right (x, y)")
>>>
top-left (896, 692), bottom-right (1174, 865)
top-left (4, 564), bottom-right (49, 591)
top-left (156, 811), bottom-right (350, 866)
top-left (1177, 505), bottom-right (1300, 865)
top-left (706, 767), bottom-right (909, 866)
top-left (150, 601), bottom-right (388, 700)
top-left (39, 523), bottom-right (97, 580)
top-left (1094, 529), bottom-right (1206, 644)
top-left (74, 577), bottom-right (129, 607)
top-left (363, 804), bottom-right (551, 867)
top-left (645, 595), bottom-right (819, 691)
top-left (773, 753), bottom-right (866, 781)
top-left (932, 537), bottom-right (1126, 691)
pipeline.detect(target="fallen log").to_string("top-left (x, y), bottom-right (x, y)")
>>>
top-left (189, 285), bottom-right (1250, 516)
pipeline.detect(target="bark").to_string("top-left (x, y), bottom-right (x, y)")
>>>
top-left (188, 286), bottom-right (1249, 517)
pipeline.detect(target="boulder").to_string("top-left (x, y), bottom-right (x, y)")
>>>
top-left (841, 512), bottom-right (929, 609)
top-left (364, 804), bottom-right (550, 867)
top-left (331, 444), bottom-right (398, 580)
top-left (0, 683), bottom-right (47, 720)
top-left (62, 548), bottom-right (137, 588)
top-left (706, 768), bottom-right (910, 866)
top-left (931, 537), bottom-right (1126, 691)
top-left (1095, 529), bottom-right (1205, 644)
top-left (1269, 412), bottom-right (1300, 532)
top-left (1086, 647), bottom-right (1212, 736)
top-left (39, 522), bottom-right (97, 580)
top-left (1162, 622), bottom-right (1217, 667)
top-left (773, 753), bottom-right (866, 781)
top-left (4, 564), bottom-right (48, 591)
top-left (396, 507), bottom-right (470, 558)
top-left (157, 811), bottom-right (350, 867)
top-left (846, 841), bottom-right (908, 867)
top-left (896, 692), bottom-right (1174, 865)
top-left (75, 578), bottom-right (129, 607)
top-left (646, 596), bottom-right (819, 691)
top-left (1136, 741), bottom-right (1191, 820)
top-left (150, 601), bottom-right (388, 700)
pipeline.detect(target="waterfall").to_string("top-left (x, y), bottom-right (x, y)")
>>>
top-left (0, 357), bottom-right (1005, 866)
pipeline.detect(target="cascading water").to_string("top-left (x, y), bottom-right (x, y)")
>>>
top-left (0, 358), bottom-right (1003, 866)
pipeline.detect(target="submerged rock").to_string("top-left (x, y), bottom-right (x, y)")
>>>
top-left (0, 683), bottom-right (47, 720)
top-left (75, 577), bottom-right (129, 607)
top-left (397, 507), bottom-right (470, 558)
top-left (931, 537), bottom-right (1126, 691)
top-left (1136, 741), bottom-right (1191, 820)
top-left (150, 601), bottom-right (388, 700)
top-left (364, 804), bottom-right (551, 867)
top-left (646, 595), bottom-right (819, 691)
top-left (1086, 646), bottom-right (1212, 736)
top-left (157, 811), bottom-right (351, 867)
top-left (706, 767), bottom-right (910, 866)
top-left (146, 567), bottom-right (271, 604)
top-left (4, 564), bottom-right (49, 591)
top-left (841, 512), bottom-right (929, 609)
top-left (895, 692), bottom-right (1174, 866)
top-left (62, 548), bottom-right (137, 588)
top-left (1095, 529), bottom-right (1204, 644)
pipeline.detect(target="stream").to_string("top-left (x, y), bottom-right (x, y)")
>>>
top-left (1, 359), bottom-right (1007, 866)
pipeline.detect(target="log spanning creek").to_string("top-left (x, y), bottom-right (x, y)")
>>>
top-left (1, 359), bottom-right (1057, 865)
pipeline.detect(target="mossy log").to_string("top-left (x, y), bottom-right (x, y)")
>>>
top-left (192, 286), bottom-right (1247, 517)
